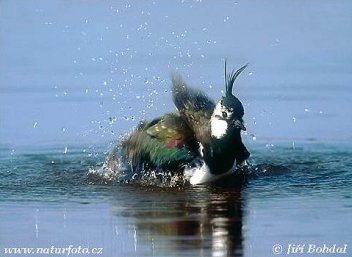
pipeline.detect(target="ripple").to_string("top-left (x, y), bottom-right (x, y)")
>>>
top-left (1, 143), bottom-right (351, 201)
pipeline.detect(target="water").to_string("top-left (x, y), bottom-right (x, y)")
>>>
top-left (0, 143), bottom-right (351, 256)
top-left (1, 1), bottom-right (352, 256)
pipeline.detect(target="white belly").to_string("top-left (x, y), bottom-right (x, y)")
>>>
top-left (184, 162), bottom-right (236, 185)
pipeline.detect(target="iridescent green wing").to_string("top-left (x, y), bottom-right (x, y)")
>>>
top-left (126, 114), bottom-right (196, 169)
top-left (146, 113), bottom-right (193, 148)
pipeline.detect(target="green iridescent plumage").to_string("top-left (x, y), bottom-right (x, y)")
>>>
top-left (121, 113), bottom-right (197, 170)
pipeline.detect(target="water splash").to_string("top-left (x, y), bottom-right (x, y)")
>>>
top-left (87, 164), bottom-right (118, 185)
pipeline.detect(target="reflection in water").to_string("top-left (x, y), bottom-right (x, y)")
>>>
top-left (110, 184), bottom-right (245, 257)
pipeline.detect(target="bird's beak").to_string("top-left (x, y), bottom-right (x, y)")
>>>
top-left (234, 120), bottom-right (246, 131)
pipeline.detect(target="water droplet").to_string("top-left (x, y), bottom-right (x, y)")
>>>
top-left (33, 121), bottom-right (38, 128)
top-left (304, 108), bottom-right (309, 112)
top-left (250, 134), bottom-right (256, 141)
top-left (266, 143), bottom-right (274, 149)
top-left (61, 127), bottom-right (66, 132)
top-left (292, 117), bottom-right (297, 123)
top-left (109, 117), bottom-right (117, 124)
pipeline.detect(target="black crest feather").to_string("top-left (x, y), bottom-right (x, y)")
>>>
top-left (225, 60), bottom-right (248, 96)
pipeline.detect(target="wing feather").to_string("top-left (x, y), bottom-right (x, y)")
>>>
top-left (171, 74), bottom-right (215, 146)
top-left (124, 113), bottom-right (197, 170)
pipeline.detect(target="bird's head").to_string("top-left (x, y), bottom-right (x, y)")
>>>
top-left (210, 63), bottom-right (247, 139)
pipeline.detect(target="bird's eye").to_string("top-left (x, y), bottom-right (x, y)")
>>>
top-left (222, 111), bottom-right (228, 118)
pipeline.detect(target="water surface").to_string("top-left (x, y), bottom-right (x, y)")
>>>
top-left (1, 143), bottom-right (351, 257)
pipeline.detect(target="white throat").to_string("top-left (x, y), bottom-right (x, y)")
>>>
top-left (210, 102), bottom-right (229, 139)
top-left (211, 117), bottom-right (228, 139)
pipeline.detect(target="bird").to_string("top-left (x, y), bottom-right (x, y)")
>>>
top-left (106, 62), bottom-right (250, 185)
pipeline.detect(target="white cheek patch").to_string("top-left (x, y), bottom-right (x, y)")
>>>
top-left (211, 102), bottom-right (230, 139)
top-left (211, 117), bottom-right (228, 139)
top-left (213, 102), bottom-right (232, 118)
top-left (212, 102), bottom-right (224, 117)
